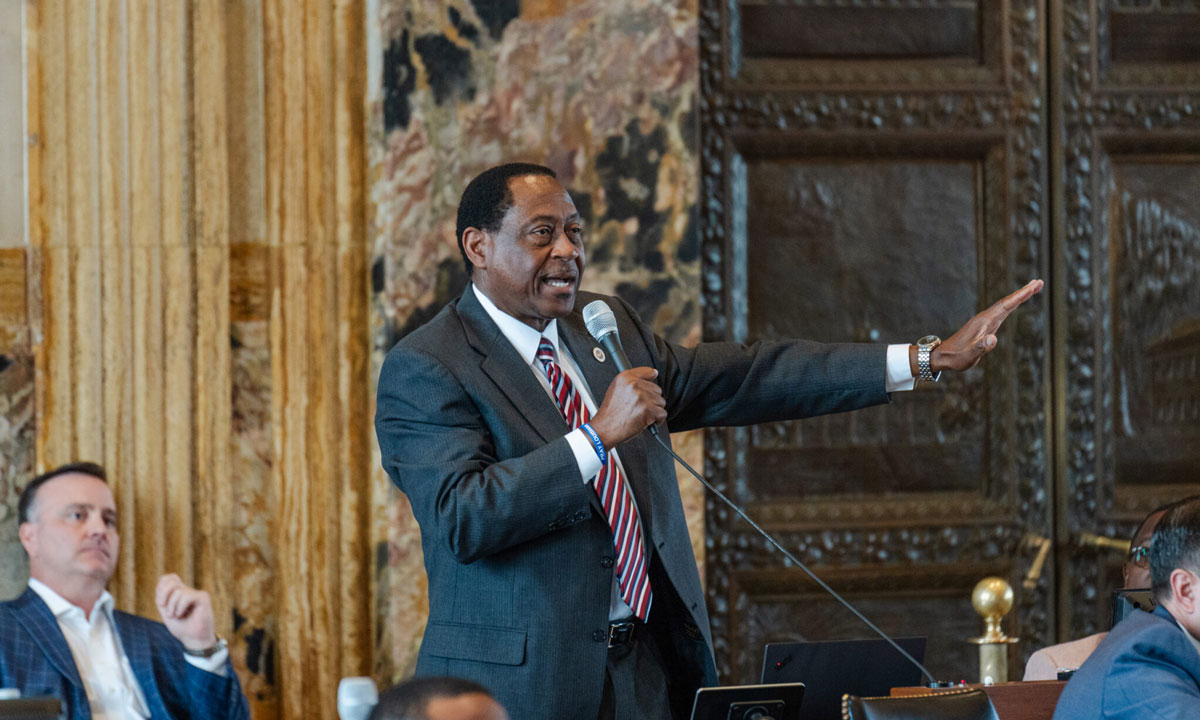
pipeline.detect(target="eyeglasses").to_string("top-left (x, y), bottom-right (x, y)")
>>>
top-left (1128, 545), bottom-right (1150, 568)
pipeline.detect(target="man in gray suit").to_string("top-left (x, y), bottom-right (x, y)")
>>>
top-left (374, 162), bottom-right (1041, 720)
top-left (1053, 498), bottom-right (1200, 719)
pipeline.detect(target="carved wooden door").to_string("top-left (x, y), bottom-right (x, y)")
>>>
top-left (699, 0), bottom-right (1200, 683)
top-left (1053, 0), bottom-right (1200, 643)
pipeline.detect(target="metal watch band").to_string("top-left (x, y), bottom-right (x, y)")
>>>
top-left (183, 635), bottom-right (227, 659)
top-left (917, 335), bottom-right (942, 383)
top-left (918, 345), bottom-right (934, 381)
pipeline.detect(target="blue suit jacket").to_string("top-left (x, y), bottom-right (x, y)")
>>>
top-left (0, 587), bottom-right (250, 720)
top-left (375, 287), bottom-right (889, 719)
top-left (1053, 604), bottom-right (1200, 719)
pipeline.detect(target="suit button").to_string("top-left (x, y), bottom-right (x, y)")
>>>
top-left (592, 630), bottom-right (606, 642)
top-left (600, 556), bottom-right (614, 568)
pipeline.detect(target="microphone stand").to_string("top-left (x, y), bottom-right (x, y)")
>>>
top-left (581, 299), bottom-right (944, 687)
top-left (650, 432), bottom-right (945, 687)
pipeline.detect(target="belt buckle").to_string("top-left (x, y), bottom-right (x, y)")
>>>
top-left (608, 621), bottom-right (635, 648)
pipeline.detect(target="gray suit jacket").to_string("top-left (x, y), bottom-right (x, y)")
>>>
top-left (374, 286), bottom-right (889, 719)
top-left (1053, 604), bottom-right (1200, 720)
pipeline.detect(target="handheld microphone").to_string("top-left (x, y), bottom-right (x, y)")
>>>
top-left (583, 299), bottom-right (940, 686)
top-left (583, 300), bottom-right (658, 436)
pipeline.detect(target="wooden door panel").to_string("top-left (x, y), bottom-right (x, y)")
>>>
top-left (737, 5), bottom-right (982, 61)
top-left (740, 154), bottom-right (985, 499)
top-left (729, 1), bottom-right (1004, 87)
top-left (701, 0), bottom-right (1051, 683)
top-left (1110, 162), bottom-right (1200, 486)
top-left (1056, 0), bottom-right (1200, 639)
top-left (704, 0), bottom-right (1200, 683)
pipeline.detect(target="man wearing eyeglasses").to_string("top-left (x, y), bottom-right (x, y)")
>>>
top-left (1053, 497), bottom-right (1200, 719)
top-left (1023, 504), bottom-right (1169, 680)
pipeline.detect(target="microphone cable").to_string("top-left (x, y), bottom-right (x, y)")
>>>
top-left (649, 430), bottom-right (941, 686)
top-left (583, 297), bottom-right (941, 685)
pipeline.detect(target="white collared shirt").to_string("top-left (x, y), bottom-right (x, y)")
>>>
top-left (28, 579), bottom-right (227, 720)
top-left (29, 579), bottom-right (151, 720)
top-left (472, 286), bottom-right (610, 479)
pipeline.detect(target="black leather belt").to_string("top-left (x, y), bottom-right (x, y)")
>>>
top-left (608, 619), bottom-right (640, 648)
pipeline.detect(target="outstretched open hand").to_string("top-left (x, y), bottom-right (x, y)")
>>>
top-left (932, 279), bottom-right (1044, 373)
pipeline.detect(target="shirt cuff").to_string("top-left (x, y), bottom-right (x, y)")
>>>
top-left (886, 343), bottom-right (915, 393)
top-left (184, 647), bottom-right (229, 676)
top-left (567, 428), bottom-right (604, 483)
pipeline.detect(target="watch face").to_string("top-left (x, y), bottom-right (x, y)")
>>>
top-left (918, 334), bottom-right (941, 347)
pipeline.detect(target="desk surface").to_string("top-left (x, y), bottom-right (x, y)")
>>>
top-left (891, 681), bottom-right (1065, 720)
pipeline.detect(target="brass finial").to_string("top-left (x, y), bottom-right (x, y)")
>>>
top-left (970, 576), bottom-right (1016, 644)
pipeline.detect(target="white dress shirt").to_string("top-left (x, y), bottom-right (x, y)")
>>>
top-left (472, 285), bottom-right (916, 620)
top-left (28, 579), bottom-right (227, 720)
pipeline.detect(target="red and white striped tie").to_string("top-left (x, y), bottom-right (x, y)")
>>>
top-left (537, 336), bottom-right (652, 621)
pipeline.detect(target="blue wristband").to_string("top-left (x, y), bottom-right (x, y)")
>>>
top-left (580, 423), bottom-right (607, 466)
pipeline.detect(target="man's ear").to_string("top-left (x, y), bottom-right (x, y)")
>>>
top-left (462, 227), bottom-right (489, 273)
top-left (1170, 568), bottom-right (1198, 614)
top-left (18, 522), bottom-right (36, 558)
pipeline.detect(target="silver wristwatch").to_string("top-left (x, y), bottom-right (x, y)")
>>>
top-left (917, 335), bottom-right (942, 382)
top-left (183, 635), bottom-right (228, 659)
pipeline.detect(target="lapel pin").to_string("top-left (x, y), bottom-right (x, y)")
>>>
top-left (593, 347), bottom-right (606, 363)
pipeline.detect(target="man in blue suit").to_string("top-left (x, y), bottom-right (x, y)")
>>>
top-left (1054, 497), bottom-right (1200, 719)
top-left (0, 462), bottom-right (249, 720)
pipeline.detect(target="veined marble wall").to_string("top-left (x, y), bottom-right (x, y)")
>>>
top-left (368, 0), bottom-right (704, 679)
top-left (0, 311), bottom-right (33, 603)
top-left (1, 0), bottom-right (704, 707)
top-left (0, 0), bottom-right (31, 602)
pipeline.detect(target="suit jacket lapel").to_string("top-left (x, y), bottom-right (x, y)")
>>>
top-left (13, 588), bottom-right (85, 691)
top-left (457, 286), bottom-right (569, 445)
top-left (457, 286), bottom-right (666, 539)
top-left (115, 613), bottom-right (167, 719)
top-left (558, 313), bottom-right (619, 417)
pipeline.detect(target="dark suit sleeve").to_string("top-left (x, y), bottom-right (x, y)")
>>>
top-left (613, 297), bottom-right (891, 431)
top-left (0, 603), bottom-right (84, 710)
top-left (181, 657), bottom-right (250, 720)
top-left (375, 344), bottom-right (597, 564)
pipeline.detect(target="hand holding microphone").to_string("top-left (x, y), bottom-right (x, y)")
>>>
top-left (589, 367), bottom-right (665, 447)
top-left (583, 300), bottom-right (665, 446)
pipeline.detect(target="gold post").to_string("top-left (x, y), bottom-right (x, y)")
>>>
top-left (969, 577), bottom-right (1020, 683)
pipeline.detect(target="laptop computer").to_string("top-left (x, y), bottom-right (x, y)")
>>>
top-left (760, 637), bottom-right (927, 720)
